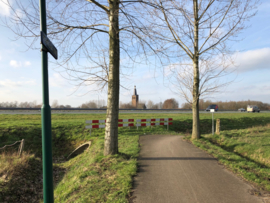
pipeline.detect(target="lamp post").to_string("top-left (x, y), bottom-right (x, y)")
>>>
top-left (39, 0), bottom-right (58, 202)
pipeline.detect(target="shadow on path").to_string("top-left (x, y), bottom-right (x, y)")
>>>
top-left (139, 157), bottom-right (217, 161)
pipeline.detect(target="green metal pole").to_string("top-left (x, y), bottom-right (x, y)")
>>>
top-left (39, 0), bottom-right (54, 202)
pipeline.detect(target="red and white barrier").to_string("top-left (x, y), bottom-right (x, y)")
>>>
top-left (136, 118), bottom-right (173, 130)
top-left (86, 120), bottom-right (106, 124)
top-left (85, 119), bottom-right (134, 135)
top-left (85, 118), bottom-right (173, 135)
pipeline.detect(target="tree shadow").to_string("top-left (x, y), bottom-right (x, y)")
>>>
top-left (139, 157), bottom-right (217, 161)
top-left (205, 137), bottom-right (270, 170)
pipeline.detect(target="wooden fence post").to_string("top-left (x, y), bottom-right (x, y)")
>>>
top-left (18, 139), bottom-right (25, 157)
top-left (216, 119), bottom-right (220, 135)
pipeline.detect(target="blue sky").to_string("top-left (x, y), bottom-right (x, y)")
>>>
top-left (0, 0), bottom-right (269, 107)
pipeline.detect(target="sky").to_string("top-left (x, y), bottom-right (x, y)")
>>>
top-left (0, 0), bottom-right (270, 107)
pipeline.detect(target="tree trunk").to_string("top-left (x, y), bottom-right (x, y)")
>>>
top-left (192, 0), bottom-right (200, 139)
top-left (104, 0), bottom-right (120, 155)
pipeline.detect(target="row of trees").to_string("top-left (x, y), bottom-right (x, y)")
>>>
top-left (2, 99), bottom-right (269, 110)
top-left (0, 101), bottom-right (42, 108)
top-left (119, 98), bottom-right (179, 109)
top-left (3, 0), bottom-right (259, 155)
top-left (181, 100), bottom-right (270, 110)
top-left (0, 100), bottom-right (104, 109)
top-left (0, 98), bottom-right (179, 109)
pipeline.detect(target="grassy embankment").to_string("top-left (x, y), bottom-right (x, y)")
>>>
top-left (185, 113), bottom-right (270, 193)
top-left (0, 113), bottom-right (176, 202)
top-left (1, 112), bottom-right (270, 202)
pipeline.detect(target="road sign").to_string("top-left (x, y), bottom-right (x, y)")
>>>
top-left (41, 31), bottom-right (58, 60)
top-left (210, 109), bottom-right (215, 112)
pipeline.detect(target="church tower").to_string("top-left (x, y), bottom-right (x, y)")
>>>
top-left (132, 86), bottom-right (139, 108)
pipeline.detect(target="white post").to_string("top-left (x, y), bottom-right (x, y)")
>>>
top-left (18, 139), bottom-right (25, 157)
top-left (210, 109), bottom-right (215, 135)
top-left (212, 113), bottom-right (214, 135)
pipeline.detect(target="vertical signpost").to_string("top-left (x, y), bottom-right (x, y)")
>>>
top-left (39, 0), bottom-right (58, 202)
top-left (210, 109), bottom-right (215, 135)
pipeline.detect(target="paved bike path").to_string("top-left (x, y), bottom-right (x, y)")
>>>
top-left (131, 135), bottom-right (263, 203)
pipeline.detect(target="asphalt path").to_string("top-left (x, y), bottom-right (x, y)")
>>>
top-left (0, 110), bottom-right (269, 114)
top-left (131, 135), bottom-right (264, 203)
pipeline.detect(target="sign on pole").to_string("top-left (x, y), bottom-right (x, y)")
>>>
top-left (41, 31), bottom-right (58, 60)
top-left (39, 0), bottom-right (57, 202)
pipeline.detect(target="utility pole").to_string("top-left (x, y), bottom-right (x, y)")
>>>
top-left (39, 0), bottom-right (58, 202)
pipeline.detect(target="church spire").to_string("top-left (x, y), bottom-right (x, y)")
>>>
top-left (132, 85), bottom-right (139, 108)
top-left (133, 85), bottom-right (137, 96)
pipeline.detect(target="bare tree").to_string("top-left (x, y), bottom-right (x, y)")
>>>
top-left (162, 98), bottom-right (179, 109)
top-left (146, 100), bottom-right (160, 109)
top-left (2, 0), bottom-right (160, 155)
top-left (137, 102), bottom-right (146, 109)
top-left (51, 100), bottom-right (59, 108)
top-left (147, 100), bottom-right (154, 109)
top-left (81, 100), bottom-right (98, 108)
top-left (168, 55), bottom-right (235, 104)
top-left (145, 0), bottom-right (259, 139)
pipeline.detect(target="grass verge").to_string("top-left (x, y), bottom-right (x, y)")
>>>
top-left (185, 123), bottom-right (270, 193)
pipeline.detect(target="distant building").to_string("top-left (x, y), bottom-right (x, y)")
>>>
top-left (132, 86), bottom-right (139, 108)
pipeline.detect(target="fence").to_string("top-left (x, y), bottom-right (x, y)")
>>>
top-left (0, 139), bottom-right (25, 157)
top-left (85, 119), bottom-right (135, 136)
top-left (85, 118), bottom-right (173, 135)
top-left (136, 118), bottom-right (173, 130)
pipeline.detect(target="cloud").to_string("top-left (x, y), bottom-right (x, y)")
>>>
top-left (10, 60), bottom-right (22, 68)
top-left (0, 0), bottom-right (10, 16)
top-left (49, 73), bottom-right (68, 87)
top-left (0, 79), bottom-right (36, 88)
top-left (9, 60), bottom-right (32, 68)
top-left (24, 61), bottom-right (31, 66)
top-left (234, 48), bottom-right (270, 72)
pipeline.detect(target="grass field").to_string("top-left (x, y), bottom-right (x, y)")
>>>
top-left (1, 112), bottom-right (270, 202)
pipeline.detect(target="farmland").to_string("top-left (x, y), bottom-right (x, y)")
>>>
top-left (0, 112), bottom-right (270, 202)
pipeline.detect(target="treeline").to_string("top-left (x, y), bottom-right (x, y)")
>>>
top-left (181, 100), bottom-right (270, 110)
top-left (2, 99), bottom-right (268, 110)
top-left (119, 101), bottom-right (147, 109)
top-left (0, 101), bottom-right (42, 108)
top-left (0, 98), bottom-right (180, 109)
top-left (79, 100), bottom-right (106, 109)
top-left (0, 100), bottom-right (107, 109)
top-left (119, 98), bottom-right (179, 109)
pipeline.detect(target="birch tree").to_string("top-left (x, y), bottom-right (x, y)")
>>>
top-left (146, 0), bottom-right (258, 139)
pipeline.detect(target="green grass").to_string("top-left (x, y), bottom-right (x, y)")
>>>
top-left (186, 123), bottom-right (270, 192)
top-left (1, 112), bottom-right (270, 202)
top-left (0, 113), bottom-right (173, 202)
